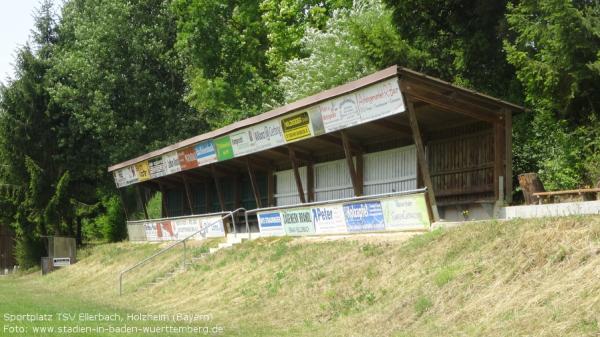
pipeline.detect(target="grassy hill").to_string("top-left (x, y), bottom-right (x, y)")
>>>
top-left (1, 216), bottom-right (599, 337)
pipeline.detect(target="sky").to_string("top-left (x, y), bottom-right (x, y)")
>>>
top-left (0, 0), bottom-right (40, 84)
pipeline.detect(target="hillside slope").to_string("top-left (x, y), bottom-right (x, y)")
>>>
top-left (5, 216), bottom-right (600, 337)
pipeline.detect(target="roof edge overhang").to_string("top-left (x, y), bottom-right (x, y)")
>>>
top-left (108, 65), bottom-right (524, 173)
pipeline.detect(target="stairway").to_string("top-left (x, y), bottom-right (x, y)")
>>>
top-left (139, 233), bottom-right (254, 291)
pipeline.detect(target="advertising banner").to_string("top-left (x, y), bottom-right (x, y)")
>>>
top-left (163, 151), bottom-right (181, 175)
top-left (156, 221), bottom-right (177, 241)
top-left (381, 194), bottom-right (430, 230)
top-left (144, 221), bottom-right (177, 241)
top-left (201, 216), bottom-right (225, 238)
top-left (320, 78), bottom-right (405, 133)
top-left (173, 217), bottom-right (202, 240)
top-left (320, 94), bottom-right (361, 133)
top-left (195, 140), bottom-right (217, 166)
top-left (281, 111), bottom-right (312, 142)
top-left (115, 166), bottom-right (138, 187)
top-left (113, 170), bottom-right (127, 188)
top-left (356, 77), bottom-right (404, 124)
top-left (144, 222), bottom-right (158, 241)
top-left (214, 136), bottom-right (234, 161)
top-left (312, 205), bottom-right (347, 234)
top-left (281, 208), bottom-right (315, 235)
top-left (148, 157), bottom-right (166, 178)
top-left (257, 212), bottom-right (285, 236)
top-left (343, 201), bottom-right (385, 232)
top-left (248, 119), bottom-right (286, 152)
top-left (135, 161), bottom-right (151, 182)
top-left (229, 129), bottom-right (255, 157)
top-left (178, 147), bottom-right (199, 170)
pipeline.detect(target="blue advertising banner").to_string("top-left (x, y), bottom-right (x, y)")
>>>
top-left (195, 140), bottom-right (217, 165)
top-left (257, 212), bottom-right (285, 236)
top-left (343, 201), bottom-right (385, 232)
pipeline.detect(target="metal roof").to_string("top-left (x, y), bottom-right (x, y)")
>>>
top-left (108, 65), bottom-right (524, 172)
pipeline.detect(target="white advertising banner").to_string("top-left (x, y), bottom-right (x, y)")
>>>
top-left (229, 129), bottom-right (255, 157)
top-left (139, 215), bottom-right (225, 242)
top-left (114, 166), bottom-right (138, 188)
top-left (148, 157), bottom-right (166, 178)
top-left (201, 216), bottom-right (225, 238)
top-left (257, 212), bottom-right (285, 236)
top-left (249, 119), bottom-right (286, 152)
top-left (163, 151), bottom-right (181, 175)
top-left (320, 78), bottom-right (405, 133)
top-left (312, 205), bottom-right (347, 234)
top-left (173, 217), bottom-right (202, 240)
top-left (356, 77), bottom-right (404, 123)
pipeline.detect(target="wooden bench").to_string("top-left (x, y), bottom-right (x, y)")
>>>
top-left (532, 188), bottom-right (600, 204)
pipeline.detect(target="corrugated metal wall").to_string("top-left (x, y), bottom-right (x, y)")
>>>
top-left (275, 145), bottom-right (417, 205)
top-left (364, 146), bottom-right (417, 195)
top-left (275, 166), bottom-right (308, 206)
top-left (315, 159), bottom-right (354, 201)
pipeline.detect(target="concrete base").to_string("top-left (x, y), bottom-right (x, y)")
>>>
top-left (438, 202), bottom-right (496, 222)
top-left (501, 200), bottom-right (600, 219)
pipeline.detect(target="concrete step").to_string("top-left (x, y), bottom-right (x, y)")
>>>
top-left (209, 247), bottom-right (220, 254)
top-left (218, 242), bottom-right (233, 249)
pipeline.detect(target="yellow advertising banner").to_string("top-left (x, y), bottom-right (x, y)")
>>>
top-left (281, 111), bottom-right (312, 141)
top-left (135, 161), bottom-right (151, 181)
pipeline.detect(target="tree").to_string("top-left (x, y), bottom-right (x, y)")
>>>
top-left (384, 0), bottom-right (520, 101)
top-left (0, 1), bottom-right (68, 267)
top-left (504, 0), bottom-right (600, 189)
top-left (173, 0), bottom-right (281, 127)
top-left (280, 0), bottom-right (423, 102)
top-left (260, 0), bottom-right (352, 75)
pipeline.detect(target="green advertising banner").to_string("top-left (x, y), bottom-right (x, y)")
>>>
top-left (281, 208), bottom-right (315, 236)
top-left (214, 136), bottom-right (234, 161)
top-left (381, 194), bottom-right (430, 230)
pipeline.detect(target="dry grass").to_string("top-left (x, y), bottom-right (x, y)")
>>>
top-left (8, 216), bottom-right (600, 336)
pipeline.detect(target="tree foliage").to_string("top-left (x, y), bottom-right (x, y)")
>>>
top-left (1, 0), bottom-right (599, 266)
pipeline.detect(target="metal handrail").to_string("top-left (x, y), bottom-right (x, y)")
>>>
top-left (119, 208), bottom-right (246, 295)
top-left (243, 188), bottom-right (427, 234)
top-left (245, 188), bottom-right (427, 216)
top-left (125, 211), bottom-right (231, 225)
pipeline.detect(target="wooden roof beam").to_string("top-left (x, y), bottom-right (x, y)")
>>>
top-left (399, 79), bottom-right (502, 124)
top-left (268, 145), bottom-right (313, 164)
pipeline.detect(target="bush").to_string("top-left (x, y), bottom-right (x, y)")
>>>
top-left (97, 195), bottom-right (127, 242)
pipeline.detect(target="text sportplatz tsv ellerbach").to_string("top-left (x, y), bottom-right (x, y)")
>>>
top-left (3, 312), bottom-right (212, 323)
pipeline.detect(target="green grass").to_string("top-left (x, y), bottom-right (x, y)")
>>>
top-left (0, 280), bottom-right (202, 337)
top-left (1, 216), bottom-right (599, 337)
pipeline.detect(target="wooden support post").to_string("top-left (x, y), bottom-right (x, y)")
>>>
top-left (234, 175), bottom-right (241, 208)
top-left (356, 150), bottom-right (364, 195)
top-left (307, 163), bottom-right (315, 202)
top-left (288, 146), bottom-right (306, 203)
top-left (494, 122), bottom-right (504, 202)
top-left (204, 182), bottom-right (211, 213)
top-left (211, 166), bottom-right (226, 211)
top-left (267, 169), bottom-right (275, 207)
top-left (405, 96), bottom-right (440, 221)
top-left (504, 109), bottom-right (513, 204)
top-left (158, 181), bottom-right (169, 218)
top-left (182, 175), bottom-right (194, 215)
top-left (118, 188), bottom-right (130, 221)
top-left (136, 185), bottom-right (149, 220)
top-left (341, 130), bottom-right (362, 196)
top-left (246, 159), bottom-right (262, 208)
